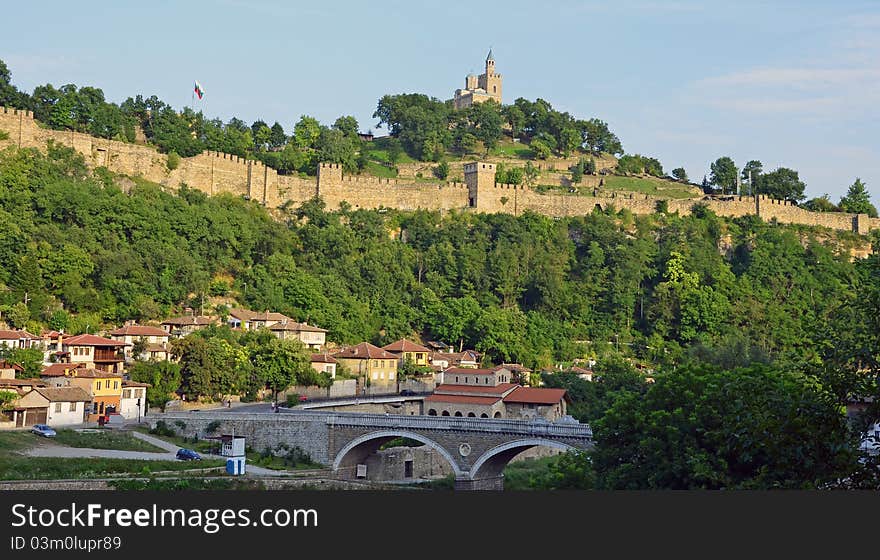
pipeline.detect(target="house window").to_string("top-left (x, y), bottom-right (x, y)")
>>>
top-left (105, 380), bottom-right (110, 390)
top-left (123, 389), bottom-right (131, 399)
top-left (455, 376), bottom-right (459, 383)
top-left (114, 381), bottom-right (118, 390)
top-left (69, 402), bottom-right (76, 412)
top-left (372, 372), bottom-right (378, 380)
top-left (389, 372), bottom-right (395, 380)
top-left (55, 403), bottom-right (62, 413)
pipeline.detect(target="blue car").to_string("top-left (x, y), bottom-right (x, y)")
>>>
top-left (176, 448), bottom-right (202, 461)
top-left (31, 424), bottom-right (57, 438)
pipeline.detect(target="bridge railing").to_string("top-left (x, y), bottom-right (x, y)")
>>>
top-left (318, 411), bottom-right (592, 439)
top-left (155, 409), bottom-right (592, 439)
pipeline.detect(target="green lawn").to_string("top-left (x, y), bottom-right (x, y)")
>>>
top-left (53, 429), bottom-right (165, 452)
top-left (0, 431), bottom-right (36, 452)
top-left (361, 161), bottom-right (398, 178)
top-left (136, 427), bottom-right (322, 471)
top-left (490, 140), bottom-right (533, 159)
top-left (502, 455), bottom-right (561, 490)
top-left (0, 455), bottom-right (224, 480)
top-left (366, 137), bottom-right (417, 165)
top-left (603, 175), bottom-right (696, 199)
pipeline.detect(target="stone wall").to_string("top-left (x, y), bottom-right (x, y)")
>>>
top-left (2, 107), bottom-right (876, 236)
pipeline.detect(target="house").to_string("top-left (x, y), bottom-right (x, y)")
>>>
top-left (109, 325), bottom-right (170, 362)
top-left (120, 381), bottom-right (149, 420)
top-left (16, 387), bottom-right (91, 427)
top-left (429, 349), bottom-right (482, 371)
top-left (357, 132), bottom-right (374, 142)
top-left (60, 334), bottom-right (127, 374)
top-left (269, 320), bottom-right (328, 350)
top-left (0, 329), bottom-right (41, 350)
top-left (41, 367), bottom-right (123, 421)
top-left (382, 339), bottom-right (431, 368)
top-left (500, 363), bottom-right (534, 385)
top-left (569, 366), bottom-right (594, 382)
top-left (0, 377), bottom-right (47, 428)
top-left (0, 360), bottom-right (23, 379)
top-left (310, 353), bottom-right (337, 378)
top-left (161, 315), bottom-right (216, 338)
top-left (424, 364), bottom-right (568, 420)
top-left (227, 309), bottom-right (292, 331)
top-left (333, 343), bottom-right (399, 389)
top-left (502, 387), bottom-right (568, 420)
top-left (442, 366), bottom-right (512, 387)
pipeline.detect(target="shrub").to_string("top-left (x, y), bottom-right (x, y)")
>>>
top-left (166, 151), bottom-right (181, 171)
top-left (149, 420), bottom-right (176, 437)
top-left (174, 420), bottom-right (187, 431)
top-left (285, 394), bottom-right (301, 407)
top-left (205, 420), bottom-right (221, 434)
top-left (434, 160), bottom-right (449, 180)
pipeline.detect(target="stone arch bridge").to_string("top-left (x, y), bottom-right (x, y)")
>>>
top-left (151, 410), bottom-right (592, 490)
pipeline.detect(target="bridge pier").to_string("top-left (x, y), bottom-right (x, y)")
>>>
top-left (455, 475), bottom-right (505, 491)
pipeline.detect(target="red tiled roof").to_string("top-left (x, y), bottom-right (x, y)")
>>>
top-left (63, 334), bottom-right (127, 347)
top-left (35, 387), bottom-right (91, 402)
top-left (333, 342), bottom-right (398, 360)
top-left (444, 367), bottom-right (507, 376)
top-left (0, 360), bottom-right (24, 371)
top-left (68, 369), bottom-right (122, 379)
top-left (0, 329), bottom-right (39, 340)
top-left (424, 394), bottom-right (501, 405)
top-left (41, 363), bottom-right (82, 377)
top-left (161, 315), bottom-right (216, 326)
top-left (123, 381), bottom-right (151, 388)
top-left (109, 325), bottom-right (169, 337)
top-left (228, 309), bottom-right (292, 323)
top-left (0, 378), bottom-right (46, 387)
top-left (382, 339), bottom-right (430, 353)
top-left (269, 321), bottom-right (327, 333)
top-left (502, 387), bottom-right (568, 405)
top-left (310, 353), bottom-right (337, 364)
top-left (434, 383), bottom-right (519, 395)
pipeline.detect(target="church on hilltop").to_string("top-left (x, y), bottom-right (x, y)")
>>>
top-left (453, 50), bottom-right (503, 109)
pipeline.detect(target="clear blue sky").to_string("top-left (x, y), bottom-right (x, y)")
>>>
top-left (2, 0), bottom-right (878, 205)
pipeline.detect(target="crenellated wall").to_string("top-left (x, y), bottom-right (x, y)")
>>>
top-left (1, 107), bottom-right (877, 235)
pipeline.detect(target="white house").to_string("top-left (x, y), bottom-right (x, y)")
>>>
top-left (119, 381), bottom-right (148, 420)
top-left (18, 387), bottom-right (90, 427)
top-left (109, 325), bottom-right (170, 362)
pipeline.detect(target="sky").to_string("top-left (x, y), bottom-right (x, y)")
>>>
top-left (2, 0), bottom-right (878, 206)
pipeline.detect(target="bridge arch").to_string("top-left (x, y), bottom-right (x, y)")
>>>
top-left (469, 438), bottom-right (578, 479)
top-left (332, 429), bottom-right (464, 477)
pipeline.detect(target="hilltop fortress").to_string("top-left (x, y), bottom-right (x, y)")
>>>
top-left (1, 106), bottom-right (878, 236)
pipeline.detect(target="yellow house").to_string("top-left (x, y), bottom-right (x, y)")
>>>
top-left (332, 342), bottom-right (399, 389)
top-left (382, 339), bottom-right (430, 367)
top-left (41, 366), bottom-right (123, 421)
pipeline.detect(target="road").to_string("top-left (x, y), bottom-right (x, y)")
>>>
top-left (23, 431), bottom-right (307, 477)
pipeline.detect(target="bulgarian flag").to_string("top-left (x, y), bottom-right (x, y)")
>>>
top-left (194, 80), bottom-right (205, 100)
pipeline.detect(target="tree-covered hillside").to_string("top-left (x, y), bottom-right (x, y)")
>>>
top-left (1, 142), bottom-right (875, 373)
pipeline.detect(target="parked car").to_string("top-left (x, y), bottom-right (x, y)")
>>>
top-left (176, 448), bottom-right (202, 461)
top-left (299, 394), bottom-right (309, 402)
top-left (31, 424), bottom-right (57, 438)
top-left (101, 413), bottom-right (125, 428)
top-left (399, 389), bottom-right (416, 396)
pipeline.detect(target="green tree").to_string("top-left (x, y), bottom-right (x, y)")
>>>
top-left (293, 115), bottom-right (323, 150)
top-left (709, 156), bottom-right (737, 194)
top-left (839, 178), bottom-right (877, 217)
top-left (591, 364), bottom-right (858, 489)
top-left (6, 302), bottom-right (30, 329)
top-left (434, 160), bottom-right (449, 180)
top-left (129, 360), bottom-right (183, 411)
top-left (671, 167), bottom-right (688, 182)
top-left (757, 167), bottom-right (806, 202)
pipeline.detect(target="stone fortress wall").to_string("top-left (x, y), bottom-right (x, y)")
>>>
top-left (2, 106), bottom-right (878, 235)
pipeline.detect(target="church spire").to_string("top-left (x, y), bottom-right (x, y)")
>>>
top-left (486, 48), bottom-right (494, 62)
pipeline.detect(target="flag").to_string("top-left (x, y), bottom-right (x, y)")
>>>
top-left (194, 81), bottom-right (205, 100)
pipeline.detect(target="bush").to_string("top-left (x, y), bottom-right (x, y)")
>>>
top-left (149, 420), bottom-right (175, 437)
top-left (174, 420), bottom-right (187, 431)
top-left (285, 394), bottom-right (301, 407)
top-left (205, 420), bottom-right (221, 434)
top-left (434, 160), bottom-right (449, 180)
top-left (166, 151), bottom-right (181, 171)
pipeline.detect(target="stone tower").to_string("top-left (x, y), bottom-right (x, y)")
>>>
top-left (464, 161), bottom-right (496, 209)
top-left (453, 50), bottom-right (503, 109)
top-left (478, 49), bottom-right (502, 104)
